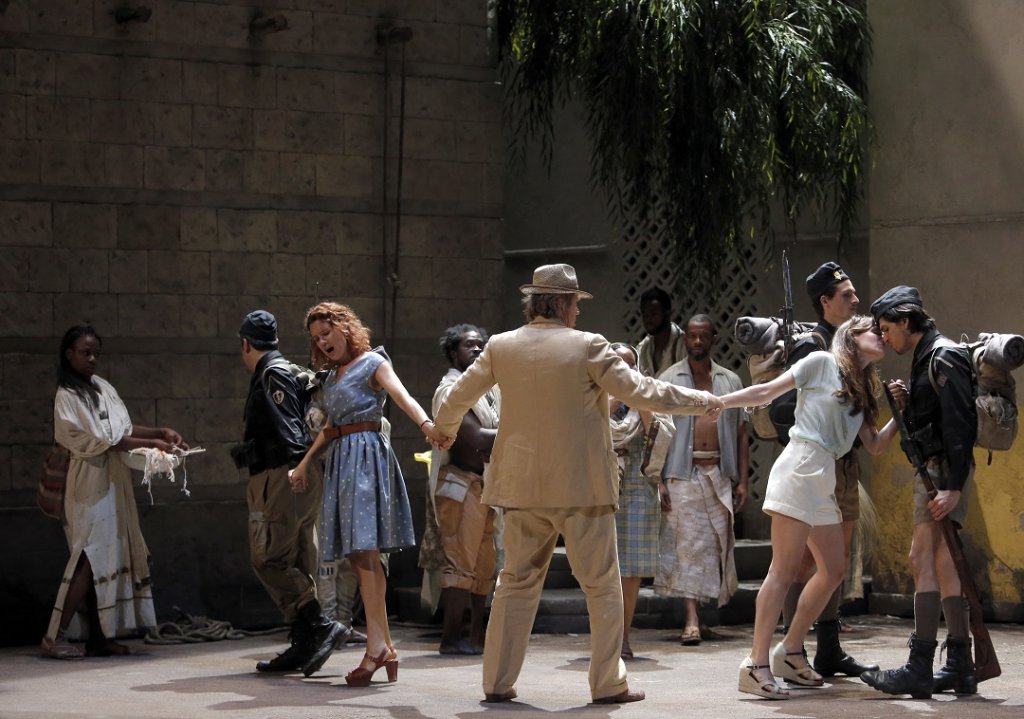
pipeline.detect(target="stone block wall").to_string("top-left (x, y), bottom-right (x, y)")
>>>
top-left (0, 0), bottom-right (503, 644)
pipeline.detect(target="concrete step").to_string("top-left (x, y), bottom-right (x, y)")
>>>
top-left (543, 546), bottom-right (576, 589)
top-left (393, 577), bottom-right (870, 633)
top-left (734, 538), bottom-right (772, 580)
top-left (543, 539), bottom-right (774, 588)
top-left (392, 536), bottom-right (867, 632)
top-left (529, 587), bottom-right (683, 634)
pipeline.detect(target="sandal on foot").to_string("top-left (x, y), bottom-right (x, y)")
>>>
top-left (41, 633), bottom-right (84, 660)
top-left (771, 642), bottom-right (823, 686)
top-left (680, 626), bottom-right (701, 646)
top-left (345, 647), bottom-right (398, 687)
top-left (620, 641), bottom-right (634, 660)
top-left (738, 657), bottom-right (789, 699)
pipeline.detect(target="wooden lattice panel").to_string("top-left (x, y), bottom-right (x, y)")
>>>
top-left (620, 231), bottom-right (779, 519)
top-left (621, 237), bottom-right (765, 375)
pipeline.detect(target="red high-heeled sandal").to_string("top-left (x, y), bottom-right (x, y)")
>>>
top-left (345, 647), bottom-right (398, 687)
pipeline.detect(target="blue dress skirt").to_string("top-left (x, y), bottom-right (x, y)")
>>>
top-left (320, 349), bottom-right (416, 559)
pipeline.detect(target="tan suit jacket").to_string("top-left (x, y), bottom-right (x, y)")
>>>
top-left (434, 318), bottom-right (712, 509)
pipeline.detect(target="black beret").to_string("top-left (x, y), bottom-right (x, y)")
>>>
top-left (239, 310), bottom-right (279, 348)
top-left (806, 262), bottom-right (849, 299)
top-left (870, 286), bottom-right (923, 320)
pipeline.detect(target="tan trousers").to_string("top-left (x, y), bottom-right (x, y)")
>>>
top-left (436, 465), bottom-right (497, 594)
top-left (247, 464), bottom-right (322, 624)
top-left (483, 505), bottom-right (627, 701)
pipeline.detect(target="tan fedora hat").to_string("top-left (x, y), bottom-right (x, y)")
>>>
top-left (519, 263), bottom-right (593, 299)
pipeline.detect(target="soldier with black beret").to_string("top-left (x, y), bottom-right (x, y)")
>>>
top-left (768, 262), bottom-right (878, 679)
top-left (236, 310), bottom-right (345, 676)
top-left (860, 287), bottom-right (978, 698)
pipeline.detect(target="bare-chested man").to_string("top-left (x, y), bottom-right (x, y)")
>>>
top-left (429, 324), bottom-right (500, 655)
top-left (654, 314), bottom-right (749, 644)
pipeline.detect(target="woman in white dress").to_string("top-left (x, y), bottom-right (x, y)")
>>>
top-left (711, 316), bottom-right (899, 699)
top-left (41, 325), bottom-right (189, 659)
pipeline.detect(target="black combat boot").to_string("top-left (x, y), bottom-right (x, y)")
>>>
top-left (933, 637), bottom-right (977, 694)
top-left (300, 599), bottom-right (346, 677)
top-left (812, 618), bottom-right (880, 677)
top-left (860, 634), bottom-right (938, 699)
top-left (256, 622), bottom-right (312, 672)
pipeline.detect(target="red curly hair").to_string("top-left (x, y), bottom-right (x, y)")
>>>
top-left (304, 302), bottom-right (372, 368)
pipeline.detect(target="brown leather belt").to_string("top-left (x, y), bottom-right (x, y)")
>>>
top-left (323, 421), bottom-right (381, 441)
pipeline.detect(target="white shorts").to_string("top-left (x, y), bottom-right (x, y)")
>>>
top-left (763, 439), bottom-right (841, 526)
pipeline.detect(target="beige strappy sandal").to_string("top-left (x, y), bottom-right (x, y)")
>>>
top-left (771, 642), bottom-right (824, 686)
top-left (738, 657), bottom-right (789, 699)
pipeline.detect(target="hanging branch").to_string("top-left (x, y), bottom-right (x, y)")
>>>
top-left (497, 0), bottom-right (873, 281)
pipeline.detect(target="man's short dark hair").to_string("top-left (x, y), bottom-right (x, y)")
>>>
top-left (686, 314), bottom-right (717, 336)
top-left (810, 285), bottom-right (843, 321)
top-left (523, 293), bottom-right (573, 322)
top-left (876, 303), bottom-right (936, 334)
top-left (439, 324), bottom-right (487, 363)
top-left (640, 287), bottom-right (672, 310)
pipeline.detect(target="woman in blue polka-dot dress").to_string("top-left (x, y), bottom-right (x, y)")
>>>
top-left (290, 302), bottom-right (449, 686)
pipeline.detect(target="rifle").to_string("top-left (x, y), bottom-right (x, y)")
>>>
top-left (882, 384), bottom-right (1001, 682)
top-left (780, 249), bottom-right (796, 359)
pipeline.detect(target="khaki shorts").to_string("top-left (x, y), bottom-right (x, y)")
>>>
top-left (835, 452), bottom-right (860, 522)
top-left (913, 458), bottom-right (973, 528)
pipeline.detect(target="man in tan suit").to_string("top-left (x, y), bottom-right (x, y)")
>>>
top-left (433, 264), bottom-right (723, 705)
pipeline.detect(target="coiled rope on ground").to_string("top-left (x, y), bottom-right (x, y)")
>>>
top-left (144, 607), bottom-right (286, 644)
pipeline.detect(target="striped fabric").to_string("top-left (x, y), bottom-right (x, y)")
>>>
top-left (654, 464), bottom-right (737, 604)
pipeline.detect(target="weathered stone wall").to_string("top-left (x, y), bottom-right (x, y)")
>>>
top-left (0, 0), bottom-right (502, 644)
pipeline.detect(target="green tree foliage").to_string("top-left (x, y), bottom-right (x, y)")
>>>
top-left (496, 0), bottom-right (872, 275)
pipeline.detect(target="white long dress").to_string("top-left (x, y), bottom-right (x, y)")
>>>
top-left (46, 376), bottom-right (156, 640)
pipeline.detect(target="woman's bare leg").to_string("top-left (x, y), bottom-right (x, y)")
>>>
top-left (60, 554), bottom-right (95, 635)
top-left (349, 550), bottom-right (394, 667)
top-left (785, 523), bottom-right (846, 653)
top-left (749, 513), bottom-right (812, 668)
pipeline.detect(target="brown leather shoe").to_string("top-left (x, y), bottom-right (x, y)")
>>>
top-left (593, 688), bottom-right (645, 704)
top-left (483, 689), bottom-right (517, 703)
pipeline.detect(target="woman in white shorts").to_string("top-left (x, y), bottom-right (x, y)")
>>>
top-left (710, 315), bottom-right (899, 699)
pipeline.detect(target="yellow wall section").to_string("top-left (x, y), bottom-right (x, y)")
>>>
top-left (868, 425), bottom-right (1024, 610)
